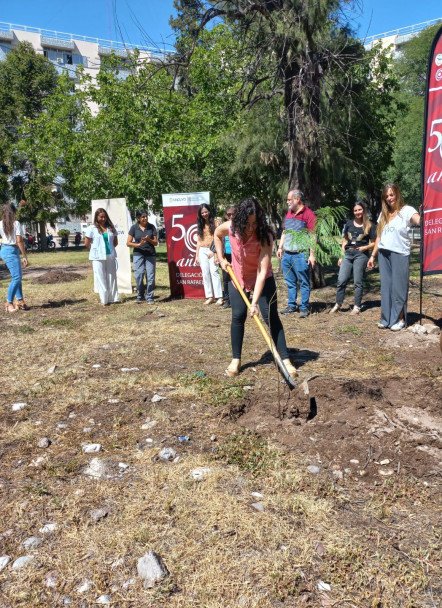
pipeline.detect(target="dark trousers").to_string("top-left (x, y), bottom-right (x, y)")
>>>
top-left (229, 275), bottom-right (288, 360)
top-left (336, 249), bottom-right (369, 307)
top-left (222, 253), bottom-right (232, 301)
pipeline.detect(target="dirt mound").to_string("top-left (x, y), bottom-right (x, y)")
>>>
top-left (32, 269), bottom-right (85, 284)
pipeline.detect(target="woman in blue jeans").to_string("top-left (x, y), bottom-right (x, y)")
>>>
top-left (330, 201), bottom-right (376, 315)
top-left (0, 203), bottom-right (29, 313)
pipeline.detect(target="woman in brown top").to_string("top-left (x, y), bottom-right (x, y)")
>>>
top-left (195, 203), bottom-right (223, 305)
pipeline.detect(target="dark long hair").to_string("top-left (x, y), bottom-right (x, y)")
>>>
top-left (1, 203), bottom-right (17, 239)
top-left (196, 203), bottom-right (215, 238)
top-left (353, 201), bottom-right (372, 235)
top-left (94, 208), bottom-right (116, 234)
top-left (231, 197), bottom-right (274, 246)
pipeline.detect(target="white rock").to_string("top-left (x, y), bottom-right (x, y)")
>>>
top-left (424, 324), bottom-right (440, 335)
top-left (12, 402), bottom-right (27, 411)
top-left (77, 580), bottom-right (93, 593)
top-left (12, 555), bottom-right (34, 569)
top-left (251, 492), bottom-right (263, 498)
top-left (251, 502), bottom-right (264, 512)
top-left (111, 558), bottom-right (124, 568)
top-left (121, 367), bottom-right (139, 372)
top-left (83, 427), bottom-right (92, 433)
top-left (318, 580), bottom-right (331, 592)
top-left (119, 462), bottom-right (129, 470)
top-left (141, 420), bottom-right (157, 430)
top-left (44, 570), bottom-right (57, 587)
top-left (412, 325), bottom-right (427, 335)
top-left (37, 437), bottom-right (50, 448)
top-left (83, 458), bottom-right (107, 479)
top-left (332, 470), bottom-right (343, 480)
top-left (57, 423), bottom-right (68, 429)
top-left (68, 412), bottom-right (76, 418)
top-left (92, 364), bottom-right (101, 368)
top-left (96, 595), bottom-right (111, 604)
top-left (90, 508), bottom-right (108, 522)
top-left (307, 465), bottom-right (320, 474)
top-left (0, 556), bottom-right (10, 571)
top-left (137, 551), bottom-right (169, 588)
top-left (350, 459), bottom-right (359, 464)
top-left (379, 468), bottom-right (394, 476)
top-left (122, 578), bottom-right (136, 589)
top-left (23, 536), bottom-right (42, 550)
top-left (108, 398), bottom-right (119, 403)
top-left (210, 434), bottom-right (216, 442)
top-left (158, 447), bottom-right (176, 461)
top-left (82, 443), bottom-right (102, 454)
top-left (151, 394), bottom-right (165, 403)
top-left (190, 467), bottom-right (211, 481)
top-left (29, 456), bottom-right (46, 467)
top-left (379, 459), bottom-right (390, 465)
top-left (39, 523), bottom-right (57, 534)
top-left (47, 365), bottom-right (57, 374)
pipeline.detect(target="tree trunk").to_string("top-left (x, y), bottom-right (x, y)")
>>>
top-left (38, 221), bottom-right (47, 251)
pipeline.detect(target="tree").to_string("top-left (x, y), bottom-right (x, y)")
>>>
top-left (170, 0), bottom-right (392, 211)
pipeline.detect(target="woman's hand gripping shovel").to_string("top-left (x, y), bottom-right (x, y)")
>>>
top-left (226, 265), bottom-right (297, 390)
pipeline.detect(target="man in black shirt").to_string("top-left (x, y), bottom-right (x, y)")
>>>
top-left (127, 210), bottom-right (158, 303)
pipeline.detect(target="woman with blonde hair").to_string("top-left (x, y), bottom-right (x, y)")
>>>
top-left (0, 203), bottom-right (29, 312)
top-left (84, 208), bottom-right (119, 306)
top-left (330, 201), bottom-right (376, 315)
top-left (367, 183), bottom-right (420, 331)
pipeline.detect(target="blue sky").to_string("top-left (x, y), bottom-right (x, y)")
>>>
top-left (1, 1), bottom-right (441, 50)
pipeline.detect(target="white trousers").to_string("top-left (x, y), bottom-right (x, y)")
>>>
top-left (93, 256), bottom-right (120, 304)
top-left (199, 247), bottom-right (222, 299)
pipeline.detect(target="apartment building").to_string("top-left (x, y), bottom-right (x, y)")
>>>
top-left (0, 21), bottom-right (161, 81)
top-left (363, 17), bottom-right (442, 56)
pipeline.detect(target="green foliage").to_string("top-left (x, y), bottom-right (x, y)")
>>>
top-left (177, 371), bottom-right (246, 406)
top-left (283, 205), bottom-right (346, 264)
top-left (215, 428), bottom-right (277, 476)
top-left (58, 229), bottom-right (70, 238)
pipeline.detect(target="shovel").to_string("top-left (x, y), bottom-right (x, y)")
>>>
top-left (226, 265), bottom-right (296, 390)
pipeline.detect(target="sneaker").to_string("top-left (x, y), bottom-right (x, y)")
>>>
top-left (299, 310), bottom-right (309, 318)
top-left (146, 300), bottom-right (155, 305)
top-left (377, 323), bottom-right (387, 329)
top-left (136, 299), bottom-right (144, 304)
top-left (390, 320), bottom-right (405, 332)
top-left (280, 306), bottom-right (297, 314)
top-left (349, 306), bottom-right (361, 316)
top-left (221, 301), bottom-right (231, 309)
top-left (205, 297), bottom-right (215, 305)
top-left (215, 298), bottom-right (224, 306)
top-left (329, 303), bottom-right (341, 314)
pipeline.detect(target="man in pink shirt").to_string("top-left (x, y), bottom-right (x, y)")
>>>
top-left (277, 190), bottom-right (316, 317)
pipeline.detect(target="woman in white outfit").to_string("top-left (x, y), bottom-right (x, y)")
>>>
top-left (194, 203), bottom-right (223, 305)
top-left (85, 208), bottom-right (120, 306)
top-left (367, 183), bottom-right (420, 331)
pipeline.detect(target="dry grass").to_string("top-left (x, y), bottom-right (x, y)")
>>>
top-left (0, 249), bottom-right (440, 607)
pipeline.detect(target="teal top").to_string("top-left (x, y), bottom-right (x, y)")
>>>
top-left (102, 232), bottom-right (111, 255)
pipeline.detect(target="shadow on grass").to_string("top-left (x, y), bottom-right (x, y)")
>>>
top-left (242, 347), bottom-right (319, 373)
top-left (41, 298), bottom-right (88, 308)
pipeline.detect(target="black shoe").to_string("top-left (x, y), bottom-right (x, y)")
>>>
top-left (222, 301), bottom-right (231, 309)
top-left (280, 306), bottom-right (297, 314)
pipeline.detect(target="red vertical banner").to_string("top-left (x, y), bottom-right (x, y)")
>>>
top-left (422, 25), bottom-right (442, 275)
top-left (161, 192), bottom-right (209, 298)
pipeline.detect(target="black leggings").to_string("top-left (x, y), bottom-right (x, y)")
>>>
top-left (229, 275), bottom-right (288, 360)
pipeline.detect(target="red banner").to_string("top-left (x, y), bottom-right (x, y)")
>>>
top-left (422, 25), bottom-right (442, 275)
top-left (162, 192), bottom-right (209, 298)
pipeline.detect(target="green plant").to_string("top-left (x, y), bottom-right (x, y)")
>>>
top-left (57, 228), bottom-right (70, 238)
top-left (215, 428), bottom-right (277, 476)
top-left (335, 325), bottom-right (363, 336)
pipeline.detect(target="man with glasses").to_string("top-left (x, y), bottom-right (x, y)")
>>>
top-left (277, 190), bottom-right (316, 318)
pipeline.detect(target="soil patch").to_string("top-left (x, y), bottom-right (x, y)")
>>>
top-left (32, 269), bottom-right (85, 284)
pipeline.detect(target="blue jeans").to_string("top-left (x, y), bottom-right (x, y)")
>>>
top-left (281, 251), bottom-right (310, 311)
top-left (0, 245), bottom-right (23, 303)
top-left (133, 254), bottom-right (156, 301)
top-left (336, 249), bottom-right (369, 308)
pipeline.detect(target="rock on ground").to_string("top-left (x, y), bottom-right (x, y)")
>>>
top-left (137, 551), bottom-right (169, 588)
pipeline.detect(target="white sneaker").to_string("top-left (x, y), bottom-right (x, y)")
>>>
top-left (349, 306), bottom-right (361, 315)
top-left (329, 303), bottom-right (341, 314)
top-left (390, 320), bottom-right (405, 332)
top-left (377, 323), bottom-right (387, 329)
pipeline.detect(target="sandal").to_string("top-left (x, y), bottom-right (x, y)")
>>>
top-left (5, 303), bottom-right (17, 313)
top-left (16, 300), bottom-right (30, 311)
